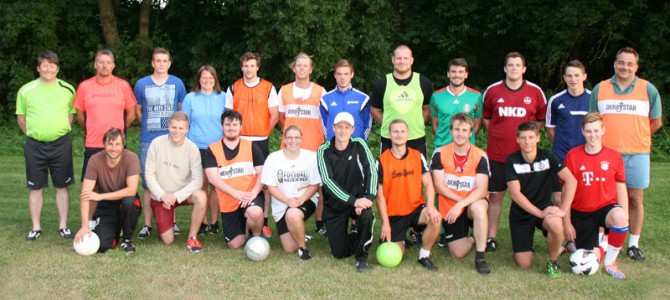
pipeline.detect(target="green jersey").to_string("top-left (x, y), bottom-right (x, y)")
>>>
top-left (16, 79), bottom-right (76, 142)
top-left (430, 86), bottom-right (482, 147)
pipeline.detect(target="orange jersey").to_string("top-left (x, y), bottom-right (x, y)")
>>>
top-left (231, 78), bottom-right (275, 137)
top-left (280, 83), bottom-right (324, 151)
top-left (208, 139), bottom-right (257, 213)
top-left (437, 144), bottom-right (487, 218)
top-left (378, 148), bottom-right (426, 216)
top-left (596, 78), bottom-right (651, 154)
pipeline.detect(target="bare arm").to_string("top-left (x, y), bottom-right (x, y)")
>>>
top-left (431, 116), bottom-right (438, 133)
top-left (422, 104), bottom-right (430, 123)
top-left (370, 107), bottom-right (383, 125)
top-left (482, 118), bottom-right (490, 130)
top-left (17, 115), bottom-right (26, 134)
top-left (375, 184), bottom-right (392, 242)
top-left (474, 118), bottom-right (482, 136)
top-left (135, 105), bottom-right (143, 124)
top-left (651, 118), bottom-right (663, 135)
top-left (124, 106), bottom-right (136, 128)
top-left (546, 127), bottom-right (556, 142)
top-left (616, 182), bottom-right (629, 215)
top-left (278, 112), bottom-right (285, 129)
top-left (269, 106), bottom-right (279, 130)
top-left (76, 109), bottom-right (86, 128)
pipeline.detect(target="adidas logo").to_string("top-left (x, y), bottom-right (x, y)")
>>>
top-left (330, 101), bottom-right (337, 106)
top-left (558, 103), bottom-right (566, 109)
top-left (453, 99), bottom-right (460, 104)
top-left (580, 165), bottom-right (586, 171)
top-left (497, 98), bottom-right (505, 103)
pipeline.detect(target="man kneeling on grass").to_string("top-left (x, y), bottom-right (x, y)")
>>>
top-left (74, 128), bottom-right (140, 254)
top-left (145, 112), bottom-right (207, 252)
top-left (377, 119), bottom-right (441, 271)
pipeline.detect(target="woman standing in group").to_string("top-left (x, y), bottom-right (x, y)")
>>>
top-left (181, 65), bottom-right (225, 235)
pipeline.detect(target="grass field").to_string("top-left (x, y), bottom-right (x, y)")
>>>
top-left (1, 125), bottom-right (670, 298)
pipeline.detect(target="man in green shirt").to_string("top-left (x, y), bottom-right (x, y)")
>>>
top-left (16, 51), bottom-right (76, 241)
top-left (430, 58), bottom-right (483, 147)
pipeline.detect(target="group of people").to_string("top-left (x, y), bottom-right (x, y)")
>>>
top-left (17, 44), bottom-right (661, 277)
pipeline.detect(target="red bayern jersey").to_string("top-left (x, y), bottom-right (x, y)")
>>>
top-left (483, 80), bottom-right (546, 162)
top-left (564, 145), bottom-right (625, 213)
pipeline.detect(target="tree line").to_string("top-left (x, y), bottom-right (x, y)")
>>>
top-left (1, 0), bottom-right (667, 125)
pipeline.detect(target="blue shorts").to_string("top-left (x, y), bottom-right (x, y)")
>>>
top-left (139, 141), bottom-right (151, 189)
top-left (622, 154), bottom-right (650, 189)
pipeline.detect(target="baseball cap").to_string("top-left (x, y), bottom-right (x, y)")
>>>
top-left (333, 112), bottom-right (355, 126)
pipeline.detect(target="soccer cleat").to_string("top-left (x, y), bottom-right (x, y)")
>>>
top-left (417, 257), bottom-right (438, 271)
top-left (262, 225), bottom-right (272, 238)
top-left (627, 246), bottom-right (645, 262)
top-left (137, 225), bottom-right (152, 239)
top-left (187, 237), bottom-right (202, 253)
top-left (206, 222), bottom-right (219, 234)
top-left (437, 234), bottom-right (447, 248)
top-left (121, 239), bottom-right (136, 254)
top-left (197, 223), bottom-right (208, 235)
top-left (59, 228), bottom-right (74, 239)
top-left (475, 259), bottom-right (491, 275)
top-left (298, 247), bottom-right (311, 261)
top-left (546, 259), bottom-right (561, 278)
top-left (26, 230), bottom-right (42, 241)
top-left (316, 224), bottom-right (327, 236)
top-left (486, 238), bottom-right (497, 252)
top-left (603, 262), bottom-right (626, 279)
top-left (356, 260), bottom-right (370, 273)
top-left (173, 223), bottom-right (180, 235)
top-left (304, 235), bottom-right (313, 242)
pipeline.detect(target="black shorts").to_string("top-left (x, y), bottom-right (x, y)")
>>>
top-left (92, 195), bottom-right (141, 252)
top-left (571, 204), bottom-right (618, 249)
top-left (81, 147), bottom-right (104, 181)
top-left (275, 201), bottom-right (316, 236)
top-left (509, 207), bottom-right (548, 253)
top-left (251, 139), bottom-right (270, 159)
top-left (442, 211), bottom-right (473, 243)
top-left (220, 193), bottom-right (264, 242)
top-left (381, 136), bottom-right (426, 158)
top-left (388, 204), bottom-right (425, 243)
top-left (488, 160), bottom-right (507, 193)
top-left (24, 135), bottom-right (74, 190)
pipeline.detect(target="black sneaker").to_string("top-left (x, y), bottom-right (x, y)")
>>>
top-left (417, 257), bottom-right (438, 271)
top-left (316, 224), bottom-right (327, 236)
top-left (59, 228), bottom-right (74, 239)
top-left (206, 222), bottom-right (219, 234)
top-left (356, 260), bottom-right (369, 273)
top-left (486, 238), bottom-right (497, 252)
top-left (173, 223), bottom-right (180, 235)
top-left (410, 229), bottom-right (423, 247)
top-left (137, 225), bottom-right (151, 239)
top-left (26, 230), bottom-right (41, 241)
top-left (298, 247), bottom-right (311, 261)
top-left (627, 246), bottom-right (646, 262)
top-left (121, 239), bottom-right (136, 254)
top-left (197, 223), bottom-right (208, 235)
top-left (475, 259), bottom-right (491, 275)
top-left (437, 234), bottom-right (447, 248)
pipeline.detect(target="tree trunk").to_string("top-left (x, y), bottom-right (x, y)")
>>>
top-left (138, 0), bottom-right (152, 58)
top-left (99, 0), bottom-right (119, 49)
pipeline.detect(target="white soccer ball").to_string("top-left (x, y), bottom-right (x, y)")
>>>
top-left (73, 232), bottom-right (100, 256)
top-left (245, 236), bottom-right (270, 261)
top-left (569, 248), bottom-right (600, 275)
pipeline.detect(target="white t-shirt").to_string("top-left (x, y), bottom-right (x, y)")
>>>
top-left (261, 149), bottom-right (322, 221)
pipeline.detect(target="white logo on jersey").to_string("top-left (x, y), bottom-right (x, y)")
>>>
top-left (497, 98), bottom-right (505, 103)
top-left (463, 104), bottom-right (471, 112)
top-left (347, 100), bottom-right (359, 105)
top-left (583, 172), bottom-right (594, 186)
top-left (348, 155), bottom-right (352, 160)
top-left (498, 107), bottom-right (527, 117)
top-left (523, 96), bottom-right (532, 105)
top-left (579, 165), bottom-right (586, 171)
top-left (558, 103), bottom-right (566, 109)
top-left (453, 99), bottom-right (460, 104)
top-left (601, 161), bottom-right (609, 170)
top-left (330, 101), bottom-right (338, 106)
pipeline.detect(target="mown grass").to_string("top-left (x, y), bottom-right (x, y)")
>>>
top-left (1, 123), bottom-right (669, 298)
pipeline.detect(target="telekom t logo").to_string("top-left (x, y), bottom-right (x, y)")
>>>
top-left (583, 172), bottom-right (594, 186)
